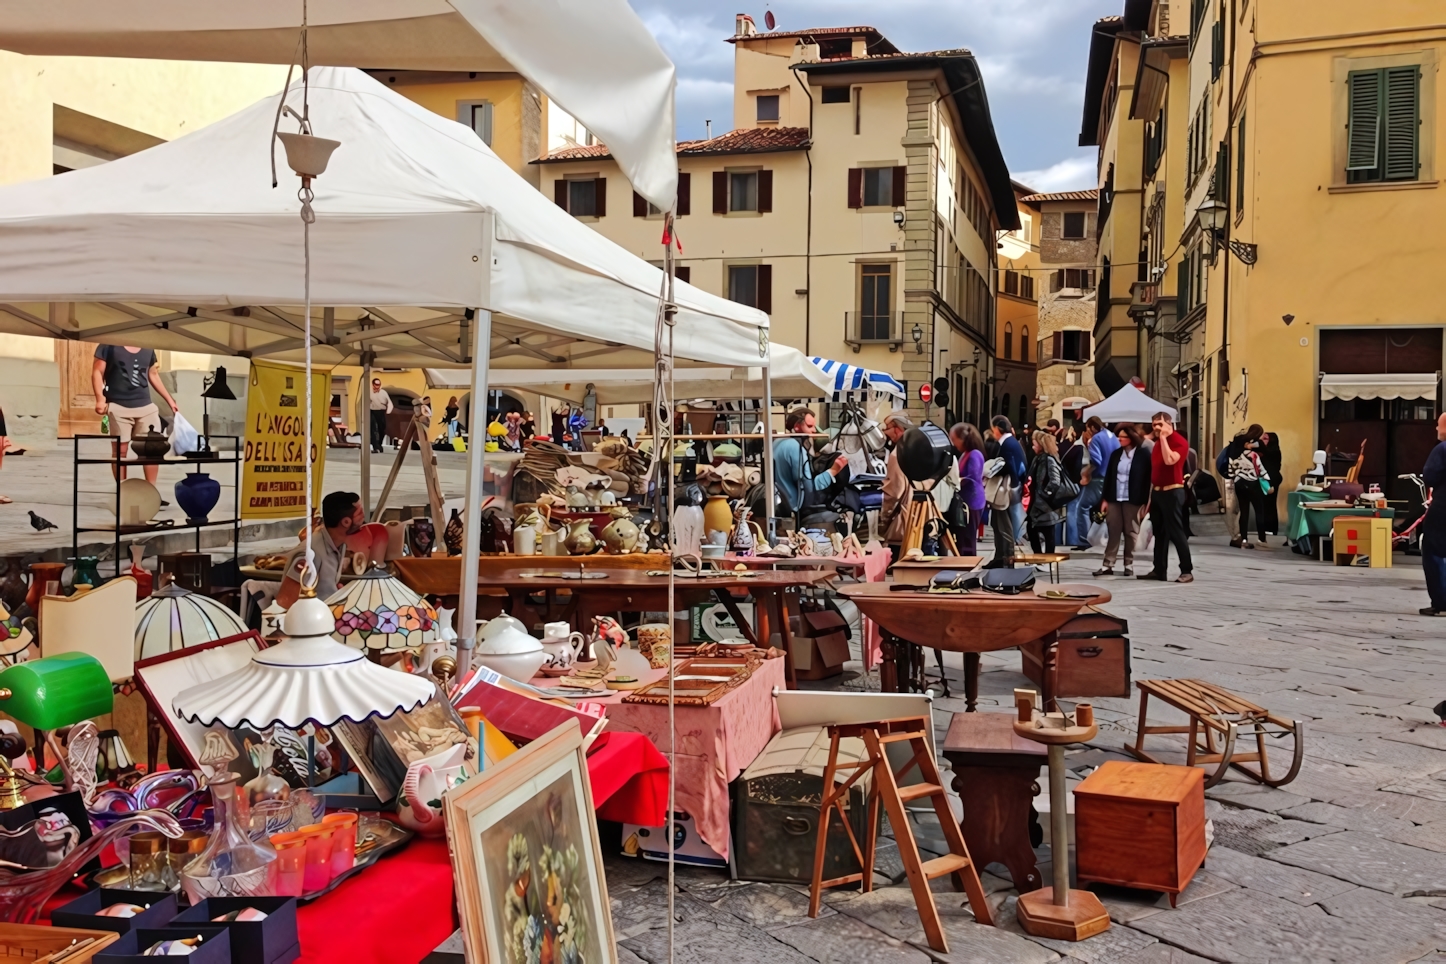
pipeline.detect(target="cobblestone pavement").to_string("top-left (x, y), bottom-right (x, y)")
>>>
top-left (607, 539), bottom-right (1446, 964)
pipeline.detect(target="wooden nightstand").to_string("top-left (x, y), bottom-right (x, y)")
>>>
top-left (1073, 761), bottom-right (1206, 906)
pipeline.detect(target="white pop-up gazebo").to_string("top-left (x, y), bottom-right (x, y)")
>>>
top-left (1080, 382), bottom-right (1178, 424)
top-left (0, 67), bottom-right (773, 669)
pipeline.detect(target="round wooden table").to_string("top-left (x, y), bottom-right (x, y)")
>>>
top-left (840, 583), bottom-right (1110, 707)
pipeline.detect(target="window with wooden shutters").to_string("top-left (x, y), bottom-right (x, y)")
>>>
top-left (1003, 270), bottom-right (1019, 296)
top-left (1003, 322), bottom-right (1013, 360)
top-left (847, 168), bottom-right (863, 208)
top-left (677, 173), bottom-right (691, 216)
top-left (1347, 66), bottom-right (1421, 184)
top-left (713, 171), bottom-right (728, 214)
top-left (632, 191), bottom-right (648, 217)
top-left (757, 264), bottom-right (772, 313)
top-left (727, 265), bottom-right (757, 308)
top-left (858, 263), bottom-right (892, 340)
top-left (1210, 16), bottom-right (1223, 81)
top-left (1020, 327), bottom-right (1029, 363)
top-left (757, 170), bottom-right (773, 213)
top-left (1235, 113), bottom-right (1247, 214)
top-left (1213, 142), bottom-right (1230, 209)
top-left (1062, 212), bottom-right (1086, 239)
top-left (562, 178), bottom-right (603, 218)
top-left (1020, 274), bottom-right (1035, 300)
top-left (722, 171), bottom-right (762, 213)
top-left (554, 179), bottom-right (569, 211)
top-left (674, 266), bottom-right (691, 285)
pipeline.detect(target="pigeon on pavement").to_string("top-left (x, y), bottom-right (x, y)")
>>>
top-left (28, 511), bottom-right (57, 532)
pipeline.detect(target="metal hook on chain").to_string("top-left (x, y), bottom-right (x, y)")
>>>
top-left (298, 181), bottom-right (316, 224)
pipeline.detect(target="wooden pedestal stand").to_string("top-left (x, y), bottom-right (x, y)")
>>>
top-left (1011, 700), bottom-right (1110, 942)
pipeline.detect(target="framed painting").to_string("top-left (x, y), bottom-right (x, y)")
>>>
top-left (134, 631), bottom-right (336, 784)
top-left (332, 692), bottom-right (477, 803)
top-left (445, 720), bottom-right (615, 964)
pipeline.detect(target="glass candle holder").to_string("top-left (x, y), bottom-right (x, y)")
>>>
top-left (128, 832), bottom-right (167, 891)
top-left (321, 813), bottom-right (358, 876)
top-left (268, 832), bottom-right (307, 897)
top-left (165, 830), bottom-right (208, 890)
top-left (296, 824), bottom-right (336, 893)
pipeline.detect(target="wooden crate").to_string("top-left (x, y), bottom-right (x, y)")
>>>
top-left (1020, 608), bottom-right (1130, 699)
top-left (1331, 515), bottom-right (1391, 567)
top-left (1073, 761), bottom-right (1206, 904)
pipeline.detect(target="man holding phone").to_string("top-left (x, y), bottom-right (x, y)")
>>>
top-left (1140, 411), bottom-right (1193, 583)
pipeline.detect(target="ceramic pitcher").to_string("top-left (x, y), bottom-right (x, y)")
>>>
top-left (540, 622), bottom-right (586, 669)
top-left (397, 743), bottom-right (468, 837)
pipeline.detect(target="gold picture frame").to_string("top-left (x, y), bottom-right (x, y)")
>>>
top-left (444, 719), bottom-right (615, 964)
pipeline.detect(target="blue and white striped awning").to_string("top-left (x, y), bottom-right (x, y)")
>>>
top-left (809, 357), bottom-right (906, 400)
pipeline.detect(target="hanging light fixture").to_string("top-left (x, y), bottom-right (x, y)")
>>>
top-left (134, 582), bottom-right (248, 661)
top-left (197, 366), bottom-right (237, 457)
top-left (325, 565), bottom-right (438, 651)
top-left (171, 589), bottom-right (433, 731)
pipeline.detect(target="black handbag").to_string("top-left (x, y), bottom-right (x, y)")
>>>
top-left (979, 568), bottom-right (1037, 594)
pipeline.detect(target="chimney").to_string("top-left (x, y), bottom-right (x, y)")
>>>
top-left (735, 13), bottom-right (757, 37)
top-left (851, 37), bottom-right (868, 58)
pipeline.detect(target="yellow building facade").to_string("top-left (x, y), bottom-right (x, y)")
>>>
top-left (532, 19), bottom-right (1017, 426)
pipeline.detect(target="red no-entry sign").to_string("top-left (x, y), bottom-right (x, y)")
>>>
top-left (918, 383), bottom-right (933, 404)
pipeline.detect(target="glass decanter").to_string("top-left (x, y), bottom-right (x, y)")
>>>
top-left (181, 772), bottom-right (277, 902)
top-left (243, 739), bottom-right (292, 807)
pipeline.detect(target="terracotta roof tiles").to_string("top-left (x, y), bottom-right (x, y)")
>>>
top-left (537, 127), bottom-right (810, 164)
top-left (1019, 189), bottom-right (1099, 203)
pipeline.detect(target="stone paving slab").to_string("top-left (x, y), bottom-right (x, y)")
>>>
top-left (1089, 871), bottom-right (1238, 925)
top-left (1201, 844), bottom-right (1359, 905)
top-left (621, 891), bottom-right (818, 964)
top-left (1265, 830), bottom-right (1446, 897)
top-left (770, 913), bottom-right (933, 964)
top-left (826, 887), bottom-right (1059, 964)
top-left (1205, 781), bottom-right (1311, 814)
top-left (1315, 885), bottom-right (1446, 945)
top-left (1129, 887), bottom-right (1439, 964)
top-left (707, 882), bottom-right (834, 930)
top-left (1329, 789), bottom-right (1446, 825)
top-left (1205, 800), bottom-right (1344, 856)
top-left (1112, 945), bottom-right (1217, 964)
top-left (1280, 801), bottom-right (1423, 837)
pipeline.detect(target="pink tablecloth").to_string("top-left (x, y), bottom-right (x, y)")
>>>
top-left (601, 657), bottom-right (784, 859)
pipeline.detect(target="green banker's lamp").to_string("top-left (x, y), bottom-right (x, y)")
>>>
top-left (0, 654), bottom-right (113, 809)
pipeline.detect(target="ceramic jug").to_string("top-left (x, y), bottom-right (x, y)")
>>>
top-left (539, 622), bottom-right (585, 669)
top-left (564, 519), bottom-right (596, 555)
top-left (599, 516), bottom-right (640, 554)
top-left (397, 743), bottom-right (468, 836)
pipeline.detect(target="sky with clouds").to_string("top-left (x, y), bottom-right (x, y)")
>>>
top-left (627, 0), bottom-right (1118, 193)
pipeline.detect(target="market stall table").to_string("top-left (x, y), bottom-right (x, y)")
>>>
top-left (1285, 489), bottom-right (1395, 556)
top-left (720, 553), bottom-right (868, 575)
top-left (840, 583), bottom-right (1111, 707)
top-left (888, 558), bottom-right (985, 586)
top-left (531, 655), bottom-right (786, 859)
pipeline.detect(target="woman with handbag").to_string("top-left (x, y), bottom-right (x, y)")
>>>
top-left (1094, 423), bottom-right (1151, 576)
top-left (950, 423), bottom-right (987, 555)
top-left (1227, 424), bottom-right (1271, 548)
top-left (1026, 430), bottom-right (1068, 554)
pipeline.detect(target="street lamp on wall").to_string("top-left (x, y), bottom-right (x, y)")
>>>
top-left (1194, 197), bottom-right (1257, 266)
top-left (911, 322), bottom-right (923, 354)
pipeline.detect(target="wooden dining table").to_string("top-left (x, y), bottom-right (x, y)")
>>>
top-left (840, 583), bottom-right (1111, 709)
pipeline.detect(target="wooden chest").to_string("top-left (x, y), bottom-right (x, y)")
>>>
top-left (1020, 608), bottom-right (1130, 699)
top-left (1073, 761), bottom-right (1206, 904)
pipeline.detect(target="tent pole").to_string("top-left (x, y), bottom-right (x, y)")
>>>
top-left (457, 213), bottom-right (495, 678)
top-left (359, 354), bottom-right (371, 521)
top-left (762, 364), bottom-right (775, 543)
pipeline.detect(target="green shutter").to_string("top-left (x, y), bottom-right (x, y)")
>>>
top-left (1346, 69), bottom-right (1381, 171)
top-left (1211, 20), bottom-right (1224, 81)
top-left (1235, 113), bottom-right (1247, 212)
top-left (1214, 142), bottom-right (1230, 208)
top-left (1383, 65), bottom-right (1421, 181)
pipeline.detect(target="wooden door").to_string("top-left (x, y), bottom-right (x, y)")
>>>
top-left (56, 337), bottom-right (103, 438)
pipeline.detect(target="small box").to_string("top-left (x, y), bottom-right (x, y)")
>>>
top-left (173, 897), bottom-right (299, 964)
top-left (733, 726), bottom-right (877, 884)
top-left (788, 612), bottom-right (851, 681)
top-left (95, 927), bottom-right (231, 964)
top-left (1020, 608), bottom-right (1130, 699)
top-left (51, 890), bottom-right (178, 936)
top-left (1332, 515), bottom-right (1391, 567)
top-left (621, 811), bottom-right (726, 868)
top-left (1073, 761), bottom-right (1206, 905)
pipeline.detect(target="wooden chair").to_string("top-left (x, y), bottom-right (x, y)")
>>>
top-left (1126, 679), bottom-right (1305, 788)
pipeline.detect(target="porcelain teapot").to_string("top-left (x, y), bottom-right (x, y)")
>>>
top-left (473, 615), bottom-right (548, 681)
top-left (397, 743), bottom-right (468, 836)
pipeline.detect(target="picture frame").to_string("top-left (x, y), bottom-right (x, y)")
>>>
top-left (332, 692), bottom-right (477, 803)
top-left (133, 631), bottom-right (337, 785)
top-left (444, 719), bottom-right (615, 964)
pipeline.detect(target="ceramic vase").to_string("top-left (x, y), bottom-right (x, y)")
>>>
top-left (443, 508), bottom-right (464, 556)
top-left (174, 471), bottom-right (221, 525)
top-left (69, 557), bottom-right (102, 591)
top-left (564, 519), bottom-right (597, 555)
top-left (0, 560), bottom-right (25, 612)
top-left (406, 517), bottom-right (436, 557)
top-left (397, 743), bottom-right (469, 837)
top-left (703, 495), bottom-right (733, 537)
top-left (25, 562), bottom-right (65, 612)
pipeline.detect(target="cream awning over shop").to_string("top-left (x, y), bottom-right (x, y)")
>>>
top-left (1319, 372), bottom-right (1440, 401)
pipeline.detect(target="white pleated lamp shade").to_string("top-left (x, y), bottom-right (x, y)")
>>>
top-left (325, 566), bottom-right (439, 650)
top-left (134, 583), bottom-right (249, 661)
top-left (171, 592), bottom-right (434, 730)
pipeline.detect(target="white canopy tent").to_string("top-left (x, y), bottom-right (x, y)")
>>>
top-left (1080, 383), bottom-right (1177, 423)
top-left (425, 345), bottom-right (832, 405)
top-left (0, 67), bottom-right (773, 674)
top-left (0, 0), bottom-right (679, 210)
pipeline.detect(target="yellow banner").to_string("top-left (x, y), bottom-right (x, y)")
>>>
top-left (241, 359), bottom-right (332, 520)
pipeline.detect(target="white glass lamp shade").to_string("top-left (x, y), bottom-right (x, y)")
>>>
top-left (326, 567), bottom-right (439, 650)
top-left (172, 594), bottom-right (433, 730)
top-left (134, 583), bottom-right (248, 661)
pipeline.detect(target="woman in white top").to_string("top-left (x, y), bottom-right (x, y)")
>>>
top-left (1226, 424), bottom-right (1270, 547)
top-left (1094, 423), bottom-right (1151, 576)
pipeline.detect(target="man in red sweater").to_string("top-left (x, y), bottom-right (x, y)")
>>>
top-left (1140, 411), bottom-right (1194, 583)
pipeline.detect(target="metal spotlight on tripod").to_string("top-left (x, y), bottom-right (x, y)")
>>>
top-left (896, 423), bottom-right (958, 557)
top-left (197, 366), bottom-right (236, 457)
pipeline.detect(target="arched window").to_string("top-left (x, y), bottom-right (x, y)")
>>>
top-left (1003, 322), bottom-right (1014, 361)
top-left (1020, 326), bottom-right (1029, 363)
top-left (1019, 395), bottom-right (1028, 430)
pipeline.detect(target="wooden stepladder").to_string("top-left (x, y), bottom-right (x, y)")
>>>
top-left (808, 716), bottom-right (993, 952)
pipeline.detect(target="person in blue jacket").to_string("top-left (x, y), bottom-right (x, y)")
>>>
top-left (1420, 413), bottom-right (1446, 616)
top-left (988, 415), bottom-right (1029, 565)
top-left (771, 406), bottom-right (847, 524)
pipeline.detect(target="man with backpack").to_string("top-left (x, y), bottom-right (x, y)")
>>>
top-left (985, 415), bottom-right (1029, 566)
top-left (771, 406), bottom-right (848, 527)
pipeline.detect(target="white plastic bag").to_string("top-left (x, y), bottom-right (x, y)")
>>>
top-left (1087, 520), bottom-right (1109, 550)
top-left (1135, 516), bottom-right (1155, 552)
top-left (169, 411), bottom-right (200, 455)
